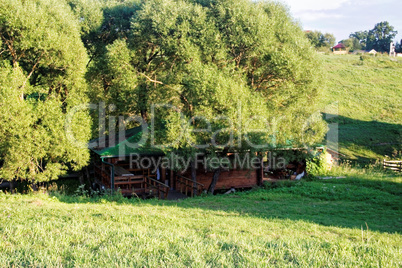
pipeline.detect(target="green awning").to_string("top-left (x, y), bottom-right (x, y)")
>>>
top-left (90, 126), bottom-right (164, 158)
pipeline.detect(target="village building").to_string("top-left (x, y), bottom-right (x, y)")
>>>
top-left (90, 127), bottom-right (310, 199)
top-left (332, 43), bottom-right (348, 54)
top-left (90, 127), bottom-right (267, 199)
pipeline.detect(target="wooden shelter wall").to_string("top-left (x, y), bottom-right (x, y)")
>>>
top-left (182, 169), bottom-right (258, 190)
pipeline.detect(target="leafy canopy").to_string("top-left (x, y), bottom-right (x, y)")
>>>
top-left (305, 31), bottom-right (336, 51)
top-left (0, 0), bottom-right (91, 181)
top-left (366, 21), bottom-right (398, 52)
top-left (0, 0), bottom-right (328, 181)
top-left (347, 22), bottom-right (398, 52)
top-left (86, 0), bottom-right (327, 162)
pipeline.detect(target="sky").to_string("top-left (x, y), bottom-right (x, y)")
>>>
top-left (279, 0), bottom-right (402, 44)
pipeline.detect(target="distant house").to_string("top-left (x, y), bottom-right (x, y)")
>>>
top-left (332, 43), bottom-right (347, 54)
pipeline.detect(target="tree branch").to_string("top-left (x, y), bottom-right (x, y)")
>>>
top-left (139, 72), bottom-right (164, 85)
top-left (20, 52), bottom-right (44, 100)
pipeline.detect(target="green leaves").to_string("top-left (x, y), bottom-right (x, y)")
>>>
top-left (305, 31), bottom-right (336, 51)
top-left (86, 0), bottom-right (326, 156)
top-left (0, 0), bottom-right (91, 181)
top-left (349, 22), bottom-right (398, 52)
top-left (366, 21), bottom-right (397, 52)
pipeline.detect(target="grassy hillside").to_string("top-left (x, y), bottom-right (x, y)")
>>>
top-left (320, 54), bottom-right (402, 162)
top-left (0, 169), bottom-right (401, 267)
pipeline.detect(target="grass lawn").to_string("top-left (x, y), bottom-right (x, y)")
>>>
top-left (1, 168), bottom-right (401, 267)
top-left (320, 54), bottom-right (402, 162)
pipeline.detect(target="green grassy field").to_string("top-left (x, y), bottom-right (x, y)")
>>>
top-left (320, 54), bottom-right (402, 162)
top-left (1, 168), bottom-right (401, 267)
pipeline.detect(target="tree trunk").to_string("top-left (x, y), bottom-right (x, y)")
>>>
top-left (191, 160), bottom-right (197, 196)
top-left (9, 179), bottom-right (15, 193)
top-left (257, 152), bottom-right (264, 186)
top-left (208, 168), bottom-right (221, 194)
top-left (141, 110), bottom-right (148, 122)
top-left (85, 166), bottom-right (90, 180)
top-left (79, 172), bottom-right (84, 186)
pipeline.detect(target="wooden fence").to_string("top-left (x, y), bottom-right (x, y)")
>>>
top-left (144, 176), bottom-right (170, 200)
top-left (94, 163), bottom-right (170, 199)
top-left (383, 160), bottom-right (402, 172)
top-left (176, 175), bottom-right (204, 197)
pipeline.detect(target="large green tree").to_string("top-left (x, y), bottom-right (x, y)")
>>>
top-left (305, 31), bottom-right (336, 51)
top-left (0, 0), bottom-right (91, 181)
top-left (350, 22), bottom-right (398, 52)
top-left (85, 0), bottom-right (327, 192)
top-left (366, 21), bottom-right (398, 52)
top-left (340, 37), bottom-right (362, 51)
top-left (396, 40), bottom-right (402, 53)
top-left (349, 30), bottom-right (368, 49)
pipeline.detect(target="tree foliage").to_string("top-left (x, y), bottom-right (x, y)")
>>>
top-left (349, 22), bottom-right (398, 52)
top-left (86, 0), bottom-right (326, 161)
top-left (0, 0), bottom-right (91, 181)
top-left (305, 31), bottom-right (336, 51)
top-left (0, 0), bottom-right (327, 183)
top-left (396, 40), bottom-right (402, 53)
top-left (366, 21), bottom-right (398, 52)
top-left (340, 38), bottom-right (362, 52)
top-left (349, 30), bottom-right (368, 49)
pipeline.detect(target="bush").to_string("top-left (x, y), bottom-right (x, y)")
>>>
top-left (306, 150), bottom-right (330, 176)
top-left (360, 55), bottom-right (372, 62)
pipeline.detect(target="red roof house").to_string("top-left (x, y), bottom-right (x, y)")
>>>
top-left (332, 43), bottom-right (347, 54)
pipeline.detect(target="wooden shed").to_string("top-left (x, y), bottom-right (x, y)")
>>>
top-left (90, 127), bottom-right (264, 199)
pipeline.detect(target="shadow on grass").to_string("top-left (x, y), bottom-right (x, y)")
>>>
top-left (50, 190), bottom-right (142, 205)
top-left (164, 177), bottom-right (401, 234)
top-left (323, 113), bottom-right (402, 163)
top-left (53, 173), bottom-right (401, 234)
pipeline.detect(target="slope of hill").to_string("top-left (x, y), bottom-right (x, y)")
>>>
top-left (320, 54), bottom-right (402, 162)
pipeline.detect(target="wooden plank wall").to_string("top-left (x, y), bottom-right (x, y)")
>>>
top-left (182, 169), bottom-right (258, 190)
top-left (105, 156), bottom-right (259, 190)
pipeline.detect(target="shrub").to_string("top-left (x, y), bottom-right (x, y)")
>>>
top-left (306, 150), bottom-right (330, 176)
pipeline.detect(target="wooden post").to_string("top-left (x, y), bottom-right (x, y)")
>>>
top-left (101, 161), bottom-right (105, 185)
top-left (257, 153), bottom-right (264, 186)
top-left (170, 169), bottom-right (175, 190)
top-left (161, 167), bottom-right (166, 182)
top-left (191, 160), bottom-right (197, 197)
top-left (259, 159), bottom-right (264, 186)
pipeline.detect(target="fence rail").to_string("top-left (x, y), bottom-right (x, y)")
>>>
top-left (383, 160), bottom-right (402, 172)
top-left (145, 176), bottom-right (170, 199)
top-left (176, 175), bottom-right (204, 197)
top-left (94, 164), bottom-right (112, 188)
top-left (94, 164), bottom-right (170, 199)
